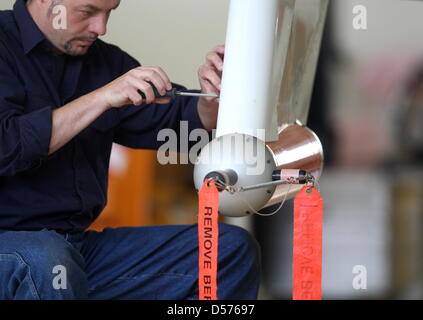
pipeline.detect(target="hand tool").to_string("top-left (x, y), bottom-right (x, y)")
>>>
top-left (138, 82), bottom-right (219, 100)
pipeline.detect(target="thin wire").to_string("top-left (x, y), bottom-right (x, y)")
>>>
top-left (232, 183), bottom-right (293, 217)
top-left (212, 176), bottom-right (320, 217)
top-left (207, 168), bottom-right (321, 217)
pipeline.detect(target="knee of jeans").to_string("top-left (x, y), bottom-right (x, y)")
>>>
top-left (0, 230), bottom-right (87, 299)
top-left (0, 252), bottom-right (41, 299)
top-left (0, 230), bottom-right (82, 274)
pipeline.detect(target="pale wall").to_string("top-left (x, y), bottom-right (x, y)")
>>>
top-left (0, 0), bottom-right (229, 89)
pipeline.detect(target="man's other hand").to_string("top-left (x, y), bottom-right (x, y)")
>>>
top-left (97, 66), bottom-right (173, 109)
top-left (197, 45), bottom-right (225, 130)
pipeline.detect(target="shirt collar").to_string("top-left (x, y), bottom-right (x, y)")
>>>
top-left (13, 0), bottom-right (47, 55)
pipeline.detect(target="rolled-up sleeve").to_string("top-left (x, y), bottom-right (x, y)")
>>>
top-left (17, 106), bottom-right (52, 163)
top-left (0, 56), bottom-right (52, 176)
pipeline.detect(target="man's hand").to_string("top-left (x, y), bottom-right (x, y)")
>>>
top-left (48, 66), bottom-right (172, 155)
top-left (197, 45), bottom-right (225, 131)
top-left (97, 66), bottom-right (173, 109)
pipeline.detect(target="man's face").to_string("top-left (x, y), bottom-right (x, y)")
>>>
top-left (41, 0), bottom-right (120, 56)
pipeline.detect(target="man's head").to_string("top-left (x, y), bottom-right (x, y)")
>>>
top-left (27, 0), bottom-right (120, 56)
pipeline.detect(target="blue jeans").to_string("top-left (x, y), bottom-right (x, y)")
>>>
top-left (0, 223), bottom-right (260, 300)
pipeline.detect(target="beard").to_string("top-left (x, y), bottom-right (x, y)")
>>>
top-left (62, 36), bottom-right (97, 56)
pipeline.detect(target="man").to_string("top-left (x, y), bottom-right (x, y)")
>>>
top-left (0, 0), bottom-right (260, 299)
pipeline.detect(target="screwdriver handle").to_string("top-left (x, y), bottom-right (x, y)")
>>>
top-left (155, 87), bottom-right (178, 99)
top-left (138, 82), bottom-right (177, 101)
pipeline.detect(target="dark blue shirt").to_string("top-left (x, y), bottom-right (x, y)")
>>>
top-left (0, 0), bottom-right (205, 232)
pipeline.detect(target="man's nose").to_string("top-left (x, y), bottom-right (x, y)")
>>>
top-left (88, 15), bottom-right (108, 36)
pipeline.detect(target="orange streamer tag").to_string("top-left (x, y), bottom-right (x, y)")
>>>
top-left (198, 179), bottom-right (219, 300)
top-left (293, 186), bottom-right (324, 300)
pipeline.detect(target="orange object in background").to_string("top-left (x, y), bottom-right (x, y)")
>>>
top-left (89, 146), bottom-right (157, 231)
